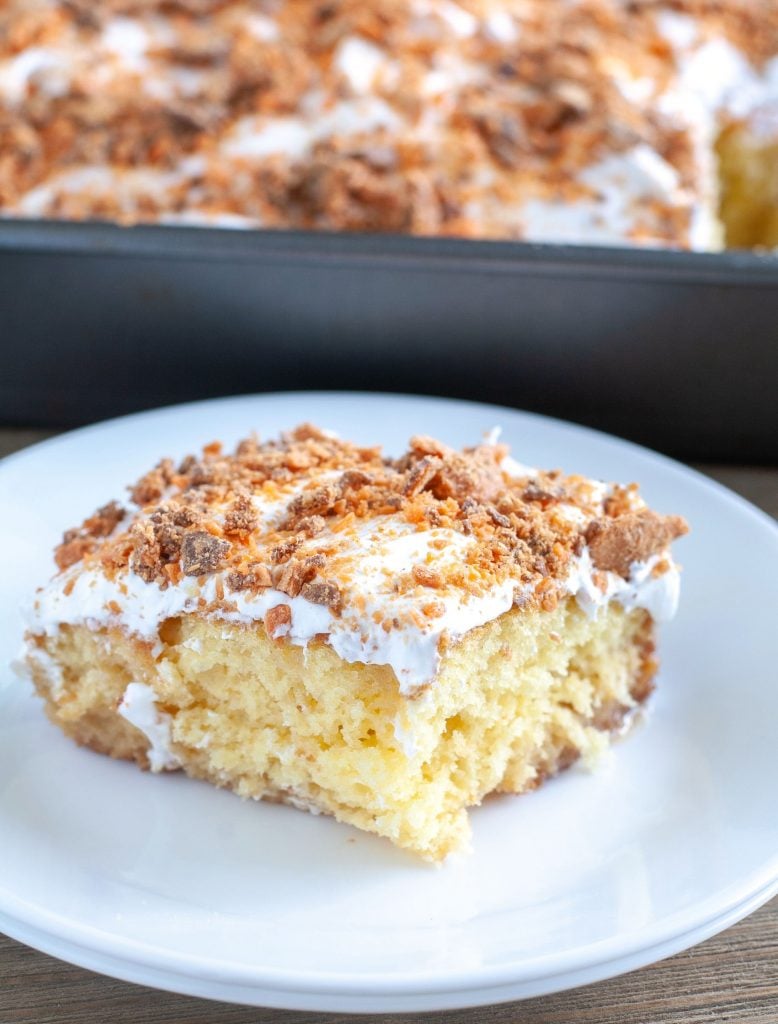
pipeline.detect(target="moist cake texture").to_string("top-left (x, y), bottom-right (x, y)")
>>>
top-left (0, 0), bottom-right (776, 248)
top-left (23, 425), bottom-right (688, 859)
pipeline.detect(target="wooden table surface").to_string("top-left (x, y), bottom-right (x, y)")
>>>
top-left (1, 429), bottom-right (776, 1024)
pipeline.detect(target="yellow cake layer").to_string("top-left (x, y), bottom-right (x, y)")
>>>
top-left (718, 122), bottom-right (778, 249)
top-left (28, 597), bottom-right (655, 861)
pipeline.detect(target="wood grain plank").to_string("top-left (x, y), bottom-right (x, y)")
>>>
top-left (1, 429), bottom-right (776, 1023)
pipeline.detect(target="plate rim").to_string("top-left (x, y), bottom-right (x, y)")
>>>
top-left (1, 390), bottom-right (777, 999)
top-left (1, 879), bottom-right (776, 1010)
top-left (1, 865), bottom-right (778, 995)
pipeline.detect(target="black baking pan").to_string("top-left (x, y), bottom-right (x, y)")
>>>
top-left (1, 219), bottom-right (776, 462)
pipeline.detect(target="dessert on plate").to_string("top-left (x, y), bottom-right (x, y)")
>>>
top-left (0, 1), bottom-right (775, 249)
top-left (22, 424), bottom-right (687, 860)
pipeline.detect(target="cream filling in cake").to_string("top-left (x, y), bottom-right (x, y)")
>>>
top-left (117, 680), bottom-right (181, 772)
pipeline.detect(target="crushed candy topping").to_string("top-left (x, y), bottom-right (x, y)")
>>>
top-left (0, 2), bottom-right (775, 245)
top-left (52, 423), bottom-right (689, 637)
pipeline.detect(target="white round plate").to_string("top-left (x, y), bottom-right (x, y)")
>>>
top-left (1, 392), bottom-right (776, 1012)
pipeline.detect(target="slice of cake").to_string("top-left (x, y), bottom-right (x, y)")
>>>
top-left (22, 425), bottom-right (688, 860)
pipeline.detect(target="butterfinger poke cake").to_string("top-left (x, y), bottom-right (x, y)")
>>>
top-left (0, 0), bottom-right (776, 248)
top-left (23, 425), bottom-right (687, 860)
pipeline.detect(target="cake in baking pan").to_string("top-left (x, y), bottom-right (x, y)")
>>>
top-left (23, 425), bottom-right (688, 859)
top-left (0, 0), bottom-right (775, 249)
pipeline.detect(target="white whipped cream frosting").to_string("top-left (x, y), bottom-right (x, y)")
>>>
top-left (25, 472), bottom-right (681, 696)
